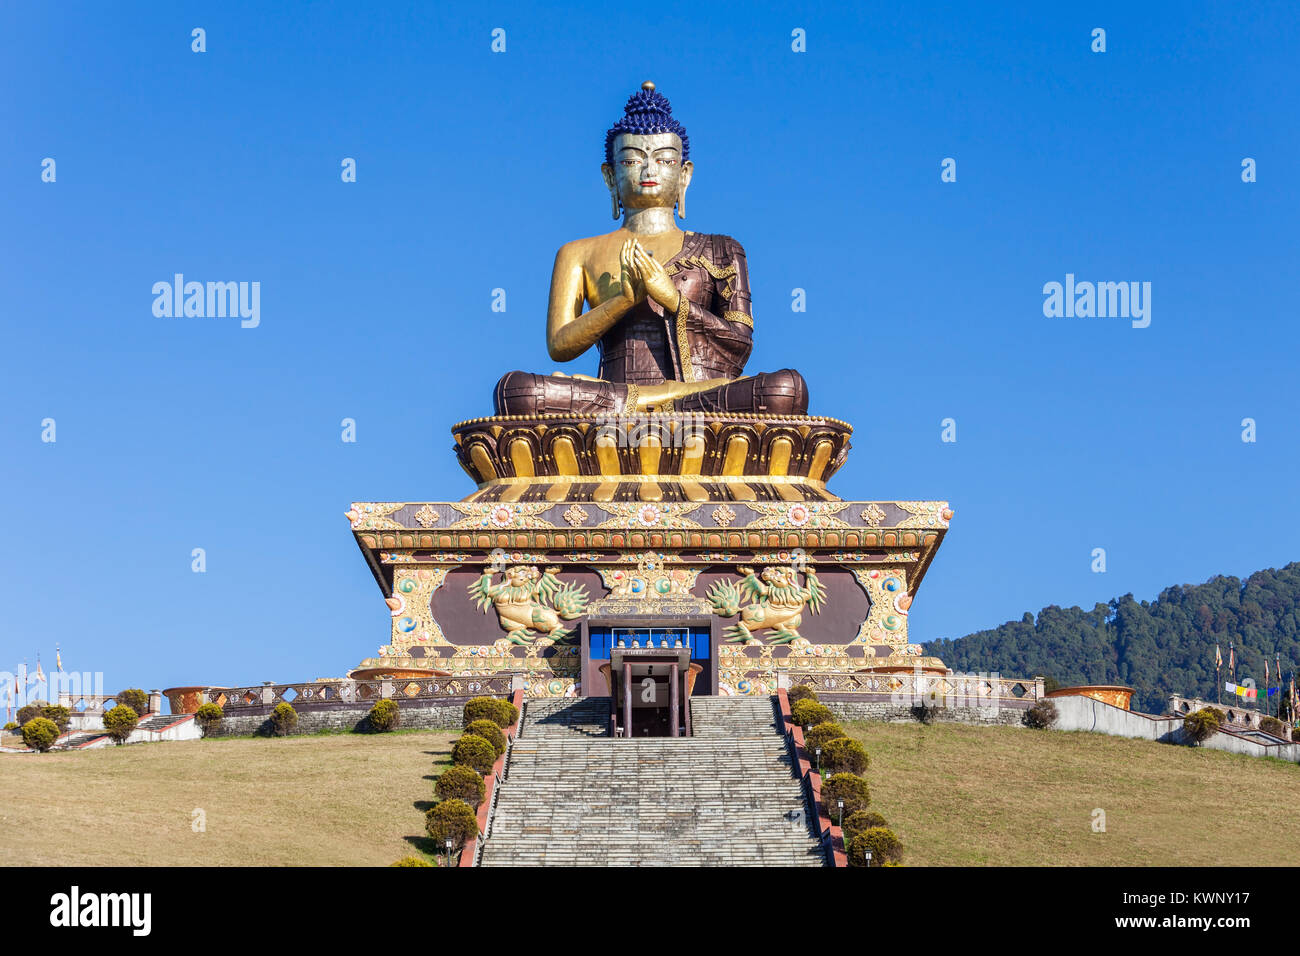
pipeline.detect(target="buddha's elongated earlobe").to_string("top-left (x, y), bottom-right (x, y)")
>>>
top-left (610, 188), bottom-right (621, 220)
top-left (676, 188), bottom-right (687, 220)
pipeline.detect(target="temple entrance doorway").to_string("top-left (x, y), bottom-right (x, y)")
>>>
top-left (585, 623), bottom-right (714, 737)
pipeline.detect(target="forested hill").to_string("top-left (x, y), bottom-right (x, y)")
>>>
top-left (923, 563), bottom-right (1300, 715)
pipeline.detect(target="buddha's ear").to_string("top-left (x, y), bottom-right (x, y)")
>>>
top-left (677, 161), bottom-right (694, 220)
top-left (601, 163), bottom-right (620, 220)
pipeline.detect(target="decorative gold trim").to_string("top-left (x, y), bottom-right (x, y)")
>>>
top-left (723, 310), bottom-right (753, 328)
top-left (681, 255), bottom-right (737, 281)
top-left (474, 472), bottom-right (831, 489)
top-left (674, 292), bottom-right (694, 383)
top-left (450, 412), bottom-right (854, 431)
top-left (624, 382), bottom-right (641, 413)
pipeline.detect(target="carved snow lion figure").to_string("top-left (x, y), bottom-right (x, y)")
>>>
top-left (468, 565), bottom-right (590, 645)
top-left (707, 565), bottom-right (827, 644)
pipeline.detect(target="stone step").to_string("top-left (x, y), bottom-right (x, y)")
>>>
top-left (479, 695), bottom-right (824, 867)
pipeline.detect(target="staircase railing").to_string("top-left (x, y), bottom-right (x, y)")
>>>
top-left (776, 689), bottom-right (846, 867)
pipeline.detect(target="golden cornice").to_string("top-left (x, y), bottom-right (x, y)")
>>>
top-left (449, 411), bottom-right (855, 432)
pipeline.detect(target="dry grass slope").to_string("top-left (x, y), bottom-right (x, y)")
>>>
top-left (0, 731), bottom-right (458, 867)
top-left (5, 722), bottom-right (1298, 867)
top-left (846, 721), bottom-right (1300, 866)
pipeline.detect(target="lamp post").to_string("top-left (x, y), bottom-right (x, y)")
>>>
top-left (444, 839), bottom-right (452, 868)
top-left (837, 799), bottom-right (844, 828)
top-left (814, 747), bottom-right (821, 775)
top-left (864, 849), bottom-right (873, 867)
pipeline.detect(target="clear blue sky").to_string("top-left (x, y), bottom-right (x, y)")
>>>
top-left (2, 1), bottom-right (1296, 695)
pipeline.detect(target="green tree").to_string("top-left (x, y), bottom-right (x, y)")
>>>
top-left (102, 705), bottom-right (139, 745)
top-left (21, 717), bottom-right (60, 752)
top-left (115, 689), bottom-right (150, 716)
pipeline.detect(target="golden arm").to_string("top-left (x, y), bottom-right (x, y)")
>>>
top-left (546, 242), bottom-right (638, 362)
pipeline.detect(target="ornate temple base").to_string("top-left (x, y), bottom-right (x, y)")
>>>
top-left (346, 411), bottom-right (951, 697)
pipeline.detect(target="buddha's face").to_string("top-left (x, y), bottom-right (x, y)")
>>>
top-left (602, 132), bottom-right (693, 212)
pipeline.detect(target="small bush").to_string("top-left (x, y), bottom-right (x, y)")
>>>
top-left (822, 773), bottom-right (871, 817)
top-left (390, 856), bottom-right (434, 867)
top-left (39, 704), bottom-right (71, 733)
top-left (465, 719), bottom-right (507, 757)
top-left (790, 699), bottom-right (833, 728)
top-left (451, 734), bottom-right (496, 774)
top-left (1292, 726), bottom-right (1300, 743)
top-left (464, 696), bottom-right (517, 729)
top-left (435, 765), bottom-right (487, 808)
top-left (1183, 707), bottom-right (1222, 746)
top-left (102, 705), bottom-right (139, 745)
top-left (847, 827), bottom-right (903, 867)
top-left (821, 736), bottom-right (870, 775)
top-left (1024, 699), bottom-right (1058, 730)
top-left (16, 701), bottom-right (50, 726)
top-left (194, 702), bottom-right (224, 737)
top-left (1259, 716), bottom-right (1286, 739)
top-left (270, 702), bottom-right (298, 737)
top-left (21, 717), bottom-right (60, 752)
top-left (492, 698), bottom-right (519, 728)
top-left (787, 685), bottom-right (819, 705)
top-left (425, 798), bottom-right (479, 853)
top-left (3, 721), bottom-right (17, 731)
top-left (368, 699), bottom-right (401, 733)
top-left (842, 811), bottom-right (889, 843)
top-left (804, 721), bottom-right (847, 755)
top-left (116, 689), bottom-right (150, 716)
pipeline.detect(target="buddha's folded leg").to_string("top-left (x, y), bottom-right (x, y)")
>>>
top-left (494, 371), bottom-right (628, 416)
top-left (675, 368), bottom-right (809, 415)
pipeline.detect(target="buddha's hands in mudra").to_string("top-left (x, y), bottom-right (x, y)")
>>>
top-left (630, 241), bottom-right (680, 311)
top-left (618, 239), bottom-right (645, 305)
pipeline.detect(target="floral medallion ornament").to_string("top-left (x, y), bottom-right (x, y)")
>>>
top-left (711, 503), bottom-right (738, 527)
top-left (413, 503), bottom-right (440, 528)
top-left (563, 503), bottom-right (589, 526)
top-left (706, 565), bottom-right (827, 644)
top-left (860, 503), bottom-right (886, 527)
top-left (747, 501), bottom-right (850, 530)
top-left (635, 503), bottom-right (663, 527)
top-left (346, 502), bottom-right (405, 530)
top-left (594, 501), bottom-right (703, 529)
top-left (447, 501), bottom-right (554, 531)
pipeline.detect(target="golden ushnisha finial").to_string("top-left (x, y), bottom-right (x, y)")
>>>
top-left (641, 80), bottom-right (655, 91)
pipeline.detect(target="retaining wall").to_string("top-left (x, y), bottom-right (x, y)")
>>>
top-left (822, 697), bottom-right (1030, 728)
top-left (203, 698), bottom-right (471, 737)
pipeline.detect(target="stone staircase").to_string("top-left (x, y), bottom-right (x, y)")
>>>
top-left (136, 713), bottom-right (181, 732)
top-left (478, 695), bottom-right (826, 867)
top-left (55, 730), bottom-right (107, 750)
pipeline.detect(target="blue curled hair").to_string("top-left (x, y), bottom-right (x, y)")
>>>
top-left (604, 88), bottom-right (690, 167)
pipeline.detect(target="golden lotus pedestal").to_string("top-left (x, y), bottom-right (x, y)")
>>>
top-left (347, 410), bottom-right (952, 698)
top-left (451, 412), bottom-right (853, 504)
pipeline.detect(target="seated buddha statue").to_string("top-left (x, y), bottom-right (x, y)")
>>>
top-left (494, 82), bottom-right (808, 417)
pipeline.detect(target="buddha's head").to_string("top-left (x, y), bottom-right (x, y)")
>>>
top-left (602, 82), bottom-right (693, 220)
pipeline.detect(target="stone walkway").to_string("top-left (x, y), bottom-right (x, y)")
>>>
top-left (478, 696), bottom-right (826, 867)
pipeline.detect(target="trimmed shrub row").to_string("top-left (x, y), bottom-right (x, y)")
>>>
top-left (791, 686), bottom-right (903, 868)
top-left (420, 695), bottom-right (519, 866)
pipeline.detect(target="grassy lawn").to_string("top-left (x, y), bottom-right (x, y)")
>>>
top-left (0, 730), bottom-right (458, 866)
top-left (845, 721), bottom-right (1300, 866)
